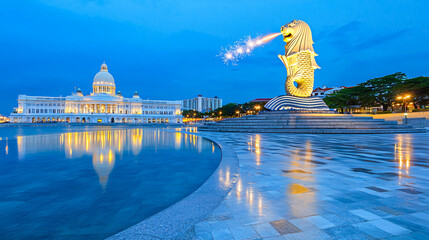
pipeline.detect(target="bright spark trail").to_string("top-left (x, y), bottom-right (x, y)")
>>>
top-left (220, 32), bottom-right (281, 65)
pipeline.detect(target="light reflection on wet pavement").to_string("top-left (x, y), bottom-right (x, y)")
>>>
top-left (194, 132), bottom-right (429, 239)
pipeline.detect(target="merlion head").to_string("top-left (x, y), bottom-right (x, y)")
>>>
top-left (281, 20), bottom-right (316, 56)
top-left (281, 20), bottom-right (319, 68)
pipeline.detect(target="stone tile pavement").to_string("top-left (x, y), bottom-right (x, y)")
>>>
top-left (193, 132), bottom-right (429, 239)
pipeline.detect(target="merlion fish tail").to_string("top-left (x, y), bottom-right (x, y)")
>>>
top-left (279, 50), bottom-right (314, 98)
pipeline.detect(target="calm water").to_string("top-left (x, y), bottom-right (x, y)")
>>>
top-left (0, 126), bottom-right (221, 240)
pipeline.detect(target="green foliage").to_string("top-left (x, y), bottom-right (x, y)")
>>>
top-left (324, 72), bottom-right (429, 111)
top-left (358, 72), bottom-right (406, 111)
top-left (395, 76), bottom-right (429, 108)
top-left (211, 102), bottom-right (262, 117)
top-left (215, 103), bottom-right (239, 117)
top-left (324, 85), bottom-right (369, 110)
top-left (182, 109), bottom-right (204, 118)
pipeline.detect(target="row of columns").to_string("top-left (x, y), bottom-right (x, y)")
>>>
top-left (70, 103), bottom-right (133, 114)
top-left (93, 86), bottom-right (115, 94)
top-left (12, 116), bottom-right (183, 124)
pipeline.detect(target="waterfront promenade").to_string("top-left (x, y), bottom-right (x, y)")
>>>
top-left (194, 132), bottom-right (429, 239)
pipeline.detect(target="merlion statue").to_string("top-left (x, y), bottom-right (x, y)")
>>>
top-left (278, 20), bottom-right (320, 97)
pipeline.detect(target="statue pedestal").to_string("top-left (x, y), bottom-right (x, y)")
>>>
top-left (264, 95), bottom-right (333, 113)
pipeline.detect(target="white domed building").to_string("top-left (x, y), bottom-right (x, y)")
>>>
top-left (10, 63), bottom-right (183, 124)
top-left (92, 62), bottom-right (116, 95)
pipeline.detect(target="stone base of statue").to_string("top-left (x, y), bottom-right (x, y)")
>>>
top-left (264, 95), bottom-right (334, 113)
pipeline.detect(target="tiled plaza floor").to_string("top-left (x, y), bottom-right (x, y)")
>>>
top-left (194, 132), bottom-right (429, 240)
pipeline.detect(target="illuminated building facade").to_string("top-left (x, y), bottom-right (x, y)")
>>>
top-left (9, 63), bottom-right (183, 123)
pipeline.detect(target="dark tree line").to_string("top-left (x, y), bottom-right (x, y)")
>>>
top-left (324, 73), bottom-right (429, 112)
top-left (182, 102), bottom-right (263, 118)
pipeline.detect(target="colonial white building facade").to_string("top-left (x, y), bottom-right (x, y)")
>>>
top-left (9, 63), bottom-right (183, 124)
top-left (182, 95), bottom-right (222, 112)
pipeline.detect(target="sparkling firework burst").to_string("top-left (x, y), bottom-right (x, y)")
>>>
top-left (220, 33), bottom-right (281, 65)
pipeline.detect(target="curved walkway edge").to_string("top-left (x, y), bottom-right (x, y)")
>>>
top-left (107, 132), bottom-right (239, 240)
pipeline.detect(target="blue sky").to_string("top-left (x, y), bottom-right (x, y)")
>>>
top-left (1, 0), bottom-right (428, 115)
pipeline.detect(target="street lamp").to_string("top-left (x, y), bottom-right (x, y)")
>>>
top-left (396, 94), bottom-right (411, 112)
top-left (397, 94), bottom-right (411, 124)
top-left (254, 105), bottom-right (261, 115)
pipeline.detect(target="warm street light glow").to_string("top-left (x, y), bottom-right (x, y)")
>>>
top-left (396, 94), bottom-right (412, 113)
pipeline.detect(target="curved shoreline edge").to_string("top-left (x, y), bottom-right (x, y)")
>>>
top-left (107, 132), bottom-right (240, 240)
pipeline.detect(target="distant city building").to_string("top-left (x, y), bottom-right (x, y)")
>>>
top-left (311, 85), bottom-right (350, 98)
top-left (182, 95), bottom-right (222, 112)
top-left (9, 63), bottom-right (183, 124)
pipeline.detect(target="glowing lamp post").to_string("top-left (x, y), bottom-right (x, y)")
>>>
top-left (396, 95), bottom-right (411, 112)
top-left (254, 105), bottom-right (261, 114)
top-left (397, 94), bottom-right (411, 125)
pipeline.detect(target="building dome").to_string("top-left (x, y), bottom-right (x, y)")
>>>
top-left (93, 62), bottom-right (115, 87)
top-left (92, 62), bottom-right (116, 95)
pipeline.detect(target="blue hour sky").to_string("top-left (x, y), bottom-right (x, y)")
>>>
top-left (0, 0), bottom-right (428, 115)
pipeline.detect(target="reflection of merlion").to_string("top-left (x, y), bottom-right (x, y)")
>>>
top-left (92, 150), bottom-right (115, 190)
top-left (278, 20), bottom-right (319, 97)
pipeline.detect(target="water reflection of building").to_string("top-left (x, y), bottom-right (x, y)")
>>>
top-left (15, 129), bottom-right (213, 189)
top-left (16, 130), bottom-right (144, 189)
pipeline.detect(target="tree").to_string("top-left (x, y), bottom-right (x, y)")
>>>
top-left (395, 76), bottom-right (429, 109)
top-left (358, 72), bottom-right (406, 111)
top-left (214, 103), bottom-right (241, 117)
top-left (324, 86), bottom-right (370, 112)
top-left (182, 109), bottom-right (203, 118)
top-left (324, 72), bottom-right (408, 111)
